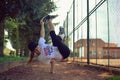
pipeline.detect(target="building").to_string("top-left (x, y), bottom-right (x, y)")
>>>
top-left (75, 38), bottom-right (120, 59)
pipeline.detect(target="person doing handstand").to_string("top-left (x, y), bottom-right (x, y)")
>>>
top-left (27, 15), bottom-right (70, 73)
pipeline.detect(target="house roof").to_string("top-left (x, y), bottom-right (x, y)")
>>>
top-left (103, 47), bottom-right (120, 49)
top-left (76, 38), bottom-right (105, 43)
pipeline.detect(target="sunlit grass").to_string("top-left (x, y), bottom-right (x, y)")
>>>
top-left (0, 55), bottom-right (27, 63)
top-left (0, 48), bottom-right (27, 63)
top-left (105, 76), bottom-right (120, 80)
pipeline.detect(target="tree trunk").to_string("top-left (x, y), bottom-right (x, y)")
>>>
top-left (0, 21), bottom-right (4, 57)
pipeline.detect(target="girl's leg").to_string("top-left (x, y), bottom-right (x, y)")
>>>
top-left (50, 31), bottom-right (70, 59)
top-left (48, 19), bottom-right (54, 31)
top-left (48, 18), bottom-right (70, 59)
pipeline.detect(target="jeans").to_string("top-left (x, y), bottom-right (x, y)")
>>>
top-left (50, 31), bottom-right (70, 59)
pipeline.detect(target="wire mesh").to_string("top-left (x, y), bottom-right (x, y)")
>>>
top-left (63, 0), bottom-right (120, 68)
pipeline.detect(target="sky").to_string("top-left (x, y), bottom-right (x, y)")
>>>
top-left (51, 0), bottom-right (73, 24)
top-left (51, 0), bottom-right (73, 34)
top-left (51, 0), bottom-right (120, 47)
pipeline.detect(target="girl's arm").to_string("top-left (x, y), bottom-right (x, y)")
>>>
top-left (50, 58), bottom-right (55, 74)
top-left (40, 18), bottom-right (45, 38)
top-left (27, 52), bottom-right (34, 64)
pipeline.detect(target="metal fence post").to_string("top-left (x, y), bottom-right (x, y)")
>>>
top-left (106, 0), bottom-right (110, 67)
top-left (73, 0), bottom-right (75, 62)
top-left (87, 0), bottom-right (90, 65)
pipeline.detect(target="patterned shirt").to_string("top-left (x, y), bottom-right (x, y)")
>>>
top-left (38, 38), bottom-right (62, 64)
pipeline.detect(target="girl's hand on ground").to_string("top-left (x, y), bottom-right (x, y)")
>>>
top-left (50, 71), bottom-right (55, 74)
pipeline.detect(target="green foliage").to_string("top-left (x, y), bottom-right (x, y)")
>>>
top-left (5, 18), bottom-right (17, 28)
top-left (3, 0), bottom-right (57, 56)
top-left (0, 55), bottom-right (27, 63)
top-left (5, 17), bottom-right (26, 28)
top-left (105, 76), bottom-right (120, 80)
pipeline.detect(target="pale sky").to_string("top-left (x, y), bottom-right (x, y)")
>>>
top-left (51, 0), bottom-right (73, 34)
top-left (52, 0), bottom-right (73, 24)
top-left (51, 0), bottom-right (120, 46)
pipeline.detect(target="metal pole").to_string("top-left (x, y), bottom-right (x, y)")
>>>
top-left (95, 0), bottom-right (98, 64)
top-left (106, 0), bottom-right (110, 67)
top-left (87, 0), bottom-right (90, 65)
top-left (81, 0), bottom-right (83, 62)
top-left (67, 12), bottom-right (69, 46)
top-left (73, 0), bottom-right (75, 62)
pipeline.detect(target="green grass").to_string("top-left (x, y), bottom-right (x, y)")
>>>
top-left (105, 76), bottom-right (120, 80)
top-left (0, 55), bottom-right (27, 63)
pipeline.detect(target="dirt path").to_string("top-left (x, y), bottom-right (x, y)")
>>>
top-left (0, 61), bottom-right (112, 80)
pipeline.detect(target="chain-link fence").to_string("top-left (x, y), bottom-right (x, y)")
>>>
top-left (63, 0), bottom-right (120, 68)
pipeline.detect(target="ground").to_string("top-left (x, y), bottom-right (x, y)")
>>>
top-left (0, 61), bottom-right (116, 80)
